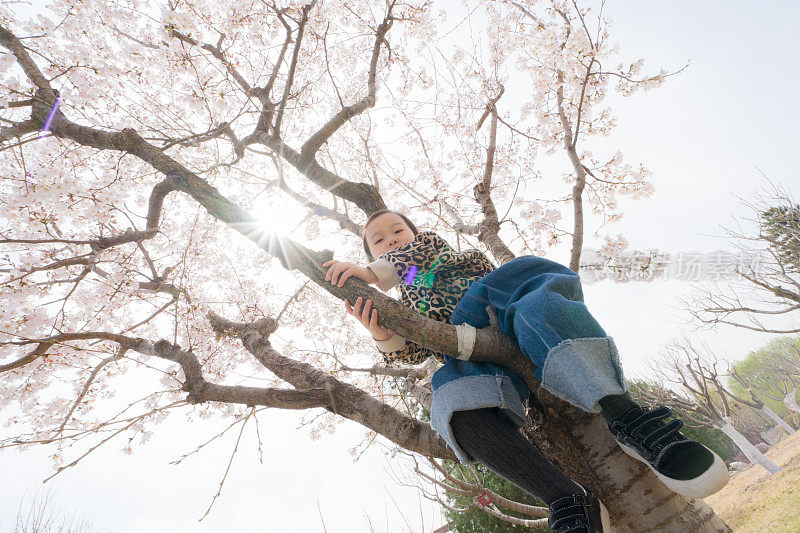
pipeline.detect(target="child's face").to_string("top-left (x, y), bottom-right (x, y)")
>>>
top-left (365, 213), bottom-right (415, 259)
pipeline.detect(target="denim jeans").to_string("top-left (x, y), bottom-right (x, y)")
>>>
top-left (430, 256), bottom-right (629, 463)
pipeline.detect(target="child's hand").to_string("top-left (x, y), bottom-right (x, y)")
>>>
top-left (322, 260), bottom-right (379, 287)
top-left (345, 297), bottom-right (394, 342)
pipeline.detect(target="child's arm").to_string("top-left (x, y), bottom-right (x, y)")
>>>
top-left (344, 296), bottom-right (394, 341)
top-left (323, 253), bottom-right (440, 365)
top-left (343, 296), bottom-right (436, 365)
top-left (376, 336), bottom-right (440, 366)
top-left (323, 260), bottom-right (380, 287)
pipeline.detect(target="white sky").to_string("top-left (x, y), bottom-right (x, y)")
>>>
top-left (2, 1), bottom-right (800, 532)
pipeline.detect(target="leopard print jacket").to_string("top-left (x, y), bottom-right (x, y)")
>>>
top-left (370, 231), bottom-right (495, 365)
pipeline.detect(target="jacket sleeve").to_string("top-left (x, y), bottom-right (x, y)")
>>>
top-left (366, 258), bottom-right (401, 292)
top-left (375, 333), bottom-right (439, 366)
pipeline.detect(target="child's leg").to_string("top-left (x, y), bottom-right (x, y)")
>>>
top-left (597, 391), bottom-right (639, 424)
top-left (428, 356), bottom-right (612, 530)
top-left (451, 408), bottom-right (613, 532)
top-left (450, 408), bottom-right (582, 504)
top-left (450, 256), bottom-right (630, 416)
top-left (450, 257), bottom-right (728, 498)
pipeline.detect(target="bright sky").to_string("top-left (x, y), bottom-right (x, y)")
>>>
top-left (2, 2), bottom-right (799, 532)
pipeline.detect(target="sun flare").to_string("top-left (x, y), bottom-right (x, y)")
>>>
top-left (255, 197), bottom-right (307, 235)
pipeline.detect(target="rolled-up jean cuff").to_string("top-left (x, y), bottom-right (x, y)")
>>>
top-left (430, 375), bottom-right (528, 464)
top-left (540, 336), bottom-right (628, 413)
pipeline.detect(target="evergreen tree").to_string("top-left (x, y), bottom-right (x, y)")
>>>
top-left (443, 461), bottom-right (548, 533)
top-left (760, 205), bottom-right (800, 271)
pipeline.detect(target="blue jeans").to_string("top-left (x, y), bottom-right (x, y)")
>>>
top-left (430, 256), bottom-right (629, 463)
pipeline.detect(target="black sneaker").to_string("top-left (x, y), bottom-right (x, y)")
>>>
top-left (610, 405), bottom-right (728, 498)
top-left (547, 484), bottom-right (614, 533)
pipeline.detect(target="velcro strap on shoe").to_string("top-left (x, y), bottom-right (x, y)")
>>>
top-left (643, 419), bottom-right (683, 448)
top-left (549, 504), bottom-right (586, 529)
top-left (627, 405), bottom-right (671, 434)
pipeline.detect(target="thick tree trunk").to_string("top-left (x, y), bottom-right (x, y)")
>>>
top-left (760, 405), bottom-right (795, 435)
top-left (524, 392), bottom-right (731, 532)
top-left (718, 419), bottom-right (780, 474)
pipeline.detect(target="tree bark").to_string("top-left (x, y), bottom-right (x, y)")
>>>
top-left (526, 394), bottom-right (731, 532)
top-left (784, 389), bottom-right (800, 414)
top-left (208, 313), bottom-right (456, 460)
top-left (718, 419), bottom-right (780, 474)
top-left (760, 405), bottom-right (796, 435)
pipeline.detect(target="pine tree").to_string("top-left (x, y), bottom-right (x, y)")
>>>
top-left (760, 205), bottom-right (800, 271)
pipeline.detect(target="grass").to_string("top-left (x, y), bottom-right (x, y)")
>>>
top-left (704, 429), bottom-right (800, 532)
top-left (734, 484), bottom-right (800, 533)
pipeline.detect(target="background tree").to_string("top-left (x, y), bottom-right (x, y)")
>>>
top-left (0, 1), bottom-right (726, 530)
top-left (628, 380), bottom-right (739, 463)
top-left (648, 341), bottom-right (781, 473)
top-left (730, 365), bottom-right (796, 436)
top-left (761, 204), bottom-right (800, 272)
top-left (689, 187), bottom-right (800, 334)
top-left (8, 488), bottom-right (95, 533)
top-left (730, 336), bottom-right (800, 421)
top-left (727, 406), bottom-right (777, 448)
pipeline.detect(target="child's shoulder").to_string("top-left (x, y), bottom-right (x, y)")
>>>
top-left (415, 230), bottom-right (445, 242)
top-left (398, 231), bottom-right (447, 249)
top-left (413, 232), bottom-right (493, 266)
top-left (413, 232), bottom-right (455, 255)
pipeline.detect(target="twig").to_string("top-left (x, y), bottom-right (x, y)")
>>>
top-left (199, 407), bottom-right (255, 521)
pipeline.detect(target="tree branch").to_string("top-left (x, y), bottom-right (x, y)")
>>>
top-left (258, 134), bottom-right (387, 215)
top-left (272, 1), bottom-right (315, 138)
top-left (300, 12), bottom-right (393, 157)
top-left (208, 312), bottom-right (457, 460)
top-left (556, 70), bottom-right (587, 273)
top-left (169, 30), bottom-right (253, 96)
top-left (469, 88), bottom-right (516, 265)
top-left (0, 26), bottom-right (54, 96)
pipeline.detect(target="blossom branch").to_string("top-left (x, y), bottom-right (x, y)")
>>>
top-left (1, 331), bottom-right (331, 410)
top-left (168, 30), bottom-right (254, 96)
top-left (272, 1), bottom-right (315, 138)
top-left (556, 70), bottom-right (587, 273)
top-left (266, 170), bottom-right (361, 236)
top-left (470, 88), bottom-right (516, 265)
top-left (300, 9), bottom-right (394, 157)
top-left (55, 353), bottom-right (124, 436)
top-left (207, 312), bottom-right (457, 460)
top-left (2, 22), bottom-right (531, 395)
top-left (0, 26), bottom-right (54, 96)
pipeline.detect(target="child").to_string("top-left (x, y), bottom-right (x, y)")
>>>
top-left (323, 210), bottom-right (728, 532)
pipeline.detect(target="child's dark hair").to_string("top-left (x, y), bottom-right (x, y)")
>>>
top-left (362, 209), bottom-right (419, 262)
